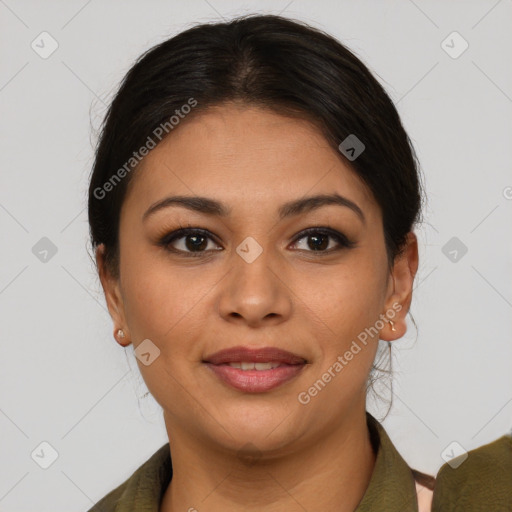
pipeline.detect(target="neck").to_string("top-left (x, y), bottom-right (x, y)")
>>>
top-left (160, 407), bottom-right (376, 512)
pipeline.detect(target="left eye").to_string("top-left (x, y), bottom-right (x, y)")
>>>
top-left (291, 228), bottom-right (353, 252)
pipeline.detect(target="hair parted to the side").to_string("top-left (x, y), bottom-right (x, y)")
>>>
top-left (87, 14), bottom-right (424, 413)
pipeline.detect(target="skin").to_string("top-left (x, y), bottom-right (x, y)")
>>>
top-left (97, 103), bottom-right (419, 512)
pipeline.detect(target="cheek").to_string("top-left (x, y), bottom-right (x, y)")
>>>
top-left (119, 257), bottom-right (212, 408)
top-left (120, 249), bottom-right (217, 349)
top-left (297, 257), bottom-right (386, 337)
top-left (292, 257), bottom-right (387, 398)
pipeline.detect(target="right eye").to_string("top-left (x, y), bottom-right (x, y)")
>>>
top-left (159, 228), bottom-right (223, 257)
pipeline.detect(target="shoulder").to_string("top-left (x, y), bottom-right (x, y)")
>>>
top-left (432, 434), bottom-right (512, 511)
top-left (86, 443), bottom-right (172, 512)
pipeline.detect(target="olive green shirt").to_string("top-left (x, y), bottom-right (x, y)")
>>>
top-left (432, 433), bottom-right (512, 511)
top-left (87, 413), bottom-right (421, 511)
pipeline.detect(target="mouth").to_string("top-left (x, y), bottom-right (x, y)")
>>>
top-left (203, 346), bottom-right (307, 393)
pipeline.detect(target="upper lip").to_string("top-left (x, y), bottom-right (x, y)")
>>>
top-left (204, 346), bottom-right (307, 365)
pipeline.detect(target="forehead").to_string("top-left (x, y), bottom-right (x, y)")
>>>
top-left (123, 104), bottom-right (378, 221)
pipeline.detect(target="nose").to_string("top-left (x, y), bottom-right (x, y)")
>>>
top-left (217, 244), bottom-right (293, 328)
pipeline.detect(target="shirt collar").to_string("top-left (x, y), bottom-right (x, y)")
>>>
top-left (355, 412), bottom-right (418, 511)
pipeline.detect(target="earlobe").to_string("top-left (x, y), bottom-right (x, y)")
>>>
top-left (114, 328), bottom-right (130, 347)
top-left (380, 232), bottom-right (419, 341)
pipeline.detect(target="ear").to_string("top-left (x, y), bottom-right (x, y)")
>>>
top-left (380, 231), bottom-right (419, 341)
top-left (96, 244), bottom-right (131, 346)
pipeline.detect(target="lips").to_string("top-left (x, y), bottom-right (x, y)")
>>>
top-left (204, 346), bottom-right (307, 365)
top-left (203, 346), bottom-right (307, 393)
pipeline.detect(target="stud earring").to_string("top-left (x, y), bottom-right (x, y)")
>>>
top-left (389, 320), bottom-right (396, 332)
top-left (117, 329), bottom-right (125, 339)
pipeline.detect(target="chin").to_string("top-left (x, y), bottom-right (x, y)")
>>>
top-left (210, 402), bottom-right (304, 452)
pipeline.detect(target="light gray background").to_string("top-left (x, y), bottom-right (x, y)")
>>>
top-left (1, 0), bottom-right (511, 510)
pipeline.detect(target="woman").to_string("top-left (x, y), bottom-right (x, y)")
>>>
top-left (87, 14), bottom-right (433, 511)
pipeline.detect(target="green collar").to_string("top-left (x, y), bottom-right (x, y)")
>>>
top-left (356, 412), bottom-right (418, 511)
top-left (89, 412), bottom-right (418, 511)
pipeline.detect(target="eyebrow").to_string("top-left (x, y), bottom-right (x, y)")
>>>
top-left (142, 193), bottom-right (365, 224)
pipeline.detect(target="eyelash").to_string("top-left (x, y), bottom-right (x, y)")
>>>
top-left (158, 225), bottom-right (356, 258)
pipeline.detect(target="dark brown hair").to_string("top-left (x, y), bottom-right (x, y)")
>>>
top-left (88, 13), bottom-right (424, 280)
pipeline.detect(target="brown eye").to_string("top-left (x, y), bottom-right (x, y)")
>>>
top-left (182, 233), bottom-right (208, 251)
top-left (305, 233), bottom-right (329, 251)
top-left (291, 228), bottom-right (356, 253)
top-left (160, 228), bottom-right (222, 256)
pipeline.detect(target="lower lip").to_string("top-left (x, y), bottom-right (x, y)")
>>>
top-left (204, 363), bottom-right (306, 393)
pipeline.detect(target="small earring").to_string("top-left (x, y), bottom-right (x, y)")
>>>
top-left (117, 329), bottom-right (125, 339)
top-left (389, 320), bottom-right (396, 332)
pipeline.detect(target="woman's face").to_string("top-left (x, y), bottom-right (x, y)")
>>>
top-left (99, 103), bottom-right (417, 454)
